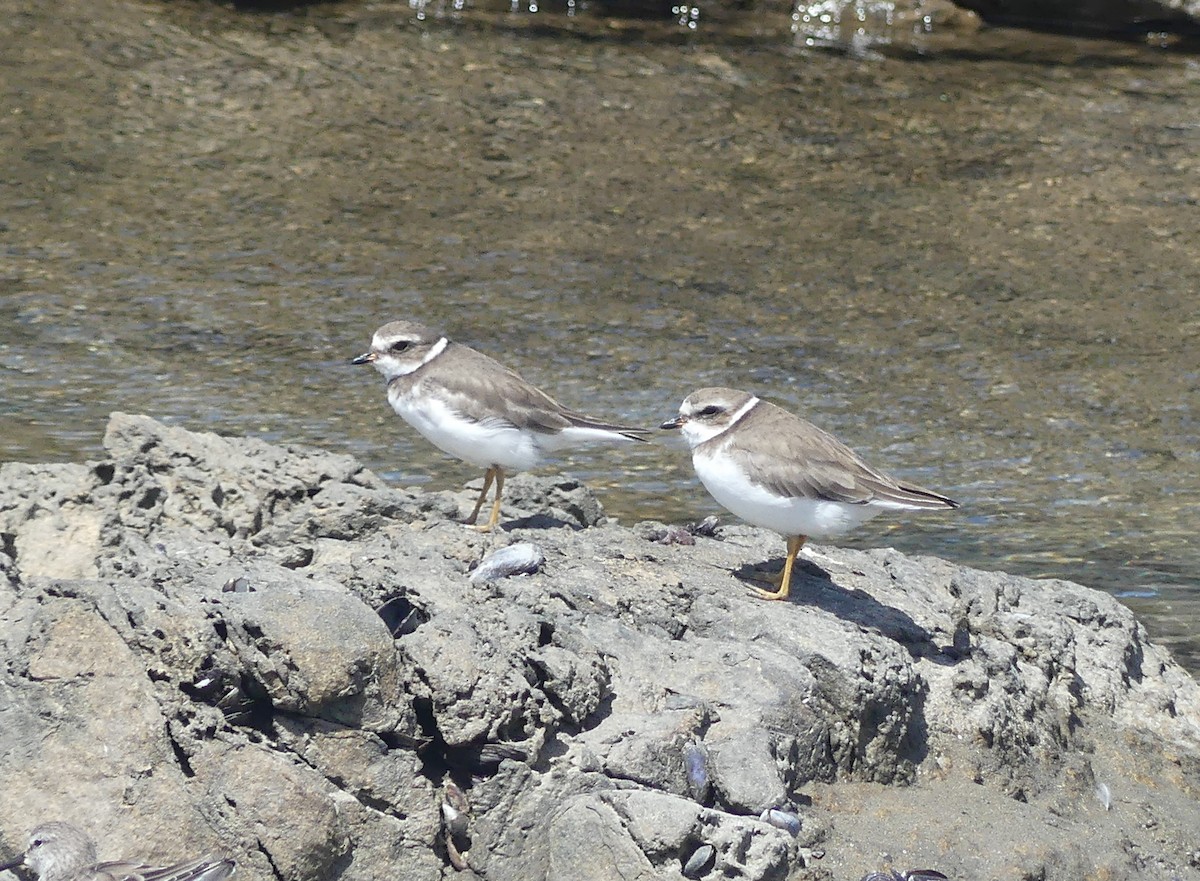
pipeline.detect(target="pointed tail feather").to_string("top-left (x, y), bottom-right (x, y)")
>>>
top-left (563, 412), bottom-right (653, 443)
top-left (885, 482), bottom-right (960, 510)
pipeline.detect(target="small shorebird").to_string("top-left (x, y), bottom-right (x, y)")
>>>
top-left (0, 821), bottom-right (235, 881)
top-left (661, 387), bottom-right (958, 601)
top-left (353, 320), bottom-right (650, 531)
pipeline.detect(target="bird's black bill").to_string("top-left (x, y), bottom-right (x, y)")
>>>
top-left (0, 856), bottom-right (24, 872)
top-left (351, 352), bottom-right (375, 365)
top-left (659, 416), bottom-right (685, 430)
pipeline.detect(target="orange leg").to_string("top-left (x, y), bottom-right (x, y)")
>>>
top-left (747, 535), bottom-right (807, 601)
top-left (465, 466), bottom-right (496, 526)
top-left (481, 467), bottom-right (506, 532)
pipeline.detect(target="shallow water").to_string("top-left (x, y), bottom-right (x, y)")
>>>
top-left (2, 0), bottom-right (1198, 667)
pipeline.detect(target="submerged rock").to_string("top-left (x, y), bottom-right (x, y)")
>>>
top-left (1, 414), bottom-right (1199, 881)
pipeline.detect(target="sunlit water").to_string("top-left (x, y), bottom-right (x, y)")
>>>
top-left (2, 0), bottom-right (1198, 668)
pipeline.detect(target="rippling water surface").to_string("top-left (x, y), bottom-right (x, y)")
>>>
top-left (2, 0), bottom-right (1198, 667)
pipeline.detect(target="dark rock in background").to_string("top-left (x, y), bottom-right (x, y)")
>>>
top-left (947, 0), bottom-right (1200, 36)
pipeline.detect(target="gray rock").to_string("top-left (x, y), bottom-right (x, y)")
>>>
top-left (492, 474), bottom-right (608, 529)
top-left (3, 414), bottom-right (1200, 881)
top-left (216, 583), bottom-right (403, 731)
top-left (0, 462), bottom-right (104, 581)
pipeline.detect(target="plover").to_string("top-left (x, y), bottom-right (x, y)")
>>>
top-left (0, 821), bottom-right (235, 881)
top-left (661, 387), bottom-right (958, 600)
top-left (353, 320), bottom-right (649, 530)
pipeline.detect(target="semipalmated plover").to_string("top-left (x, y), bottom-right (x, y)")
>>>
top-left (353, 320), bottom-right (650, 531)
top-left (661, 387), bottom-right (958, 601)
top-left (0, 821), bottom-right (236, 881)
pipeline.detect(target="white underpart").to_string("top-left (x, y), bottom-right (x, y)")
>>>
top-left (854, 494), bottom-right (935, 511)
top-left (390, 387), bottom-right (637, 469)
top-left (389, 387), bottom-right (542, 470)
top-left (378, 335), bottom-right (635, 470)
top-left (692, 443), bottom-right (883, 539)
top-left (534, 424), bottom-right (639, 452)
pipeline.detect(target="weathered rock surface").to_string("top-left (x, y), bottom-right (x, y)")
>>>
top-left (2, 413), bottom-right (1200, 881)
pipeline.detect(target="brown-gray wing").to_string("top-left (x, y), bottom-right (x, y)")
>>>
top-left (728, 402), bottom-right (955, 508)
top-left (87, 856), bottom-right (235, 881)
top-left (425, 344), bottom-right (647, 439)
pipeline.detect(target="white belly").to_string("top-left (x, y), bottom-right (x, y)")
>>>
top-left (390, 390), bottom-right (541, 471)
top-left (693, 448), bottom-right (882, 539)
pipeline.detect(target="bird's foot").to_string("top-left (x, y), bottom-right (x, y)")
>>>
top-left (745, 583), bottom-right (791, 601)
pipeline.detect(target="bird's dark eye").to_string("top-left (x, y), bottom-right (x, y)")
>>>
top-left (31, 840), bottom-right (43, 848)
top-left (389, 340), bottom-right (411, 353)
top-left (697, 405), bottom-right (722, 417)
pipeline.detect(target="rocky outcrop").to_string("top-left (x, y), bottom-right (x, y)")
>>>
top-left (947, 0), bottom-right (1200, 36)
top-left (2, 414), bottom-right (1199, 881)
top-left (792, 0), bottom-right (1200, 43)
